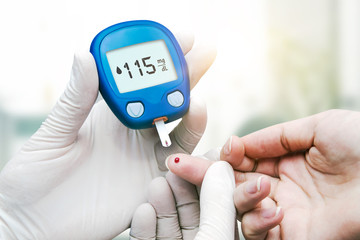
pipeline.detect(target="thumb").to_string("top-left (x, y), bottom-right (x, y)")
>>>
top-left (195, 161), bottom-right (237, 240)
top-left (0, 52), bottom-right (98, 204)
top-left (28, 52), bottom-right (98, 148)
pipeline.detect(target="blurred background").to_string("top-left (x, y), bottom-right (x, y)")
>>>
top-left (0, 0), bottom-right (359, 238)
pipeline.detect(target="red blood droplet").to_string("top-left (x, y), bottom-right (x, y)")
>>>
top-left (174, 157), bottom-right (180, 163)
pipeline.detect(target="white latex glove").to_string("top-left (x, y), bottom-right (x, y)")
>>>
top-left (0, 32), bottom-right (216, 240)
top-left (130, 161), bottom-right (237, 240)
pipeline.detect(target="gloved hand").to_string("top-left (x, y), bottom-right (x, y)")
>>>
top-left (0, 32), bottom-right (216, 240)
top-left (166, 152), bottom-right (282, 240)
top-left (130, 161), bottom-right (237, 240)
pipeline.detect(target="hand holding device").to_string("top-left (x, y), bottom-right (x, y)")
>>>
top-left (0, 26), bottom-right (216, 239)
top-left (130, 161), bottom-right (237, 240)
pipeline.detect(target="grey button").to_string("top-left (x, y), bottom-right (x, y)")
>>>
top-left (167, 91), bottom-right (184, 107)
top-left (126, 102), bottom-right (144, 118)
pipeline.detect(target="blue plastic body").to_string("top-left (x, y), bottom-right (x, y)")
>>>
top-left (90, 20), bottom-right (190, 129)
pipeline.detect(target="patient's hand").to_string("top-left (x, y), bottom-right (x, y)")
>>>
top-left (167, 110), bottom-right (360, 240)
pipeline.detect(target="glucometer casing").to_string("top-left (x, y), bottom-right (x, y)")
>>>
top-left (90, 20), bottom-right (190, 129)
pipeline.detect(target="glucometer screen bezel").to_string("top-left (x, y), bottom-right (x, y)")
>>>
top-left (105, 39), bottom-right (178, 94)
top-left (99, 24), bottom-right (185, 104)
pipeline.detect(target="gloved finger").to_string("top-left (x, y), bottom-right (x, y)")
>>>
top-left (186, 40), bottom-right (217, 89)
top-left (130, 203), bottom-right (156, 240)
top-left (153, 36), bottom-right (216, 168)
top-left (166, 172), bottom-right (200, 239)
top-left (241, 197), bottom-right (283, 240)
top-left (174, 31), bottom-right (194, 55)
top-left (166, 153), bottom-right (213, 186)
top-left (194, 161), bottom-right (237, 240)
top-left (147, 177), bottom-right (182, 239)
top-left (202, 147), bottom-right (222, 162)
top-left (233, 175), bottom-right (271, 218)
top-left (155, 95), bottom-right (207, 171)
top-left (30, 52), bottom-right (98, 148)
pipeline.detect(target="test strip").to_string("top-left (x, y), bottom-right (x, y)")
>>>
top-left (154, 119), bottom-right (171, 147)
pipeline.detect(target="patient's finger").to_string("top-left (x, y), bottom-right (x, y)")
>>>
top-left (241, 197), bottom-right (283, 240)
top-left (233, 171), bottom-right (279, 200)
top-left (237, 116), bottom-right (316, 159)
top-left (166, 154), bottom-right (213, 185)
top-left (233, 176), bottom-right (271, 219)
top-left (221, 135), bottom-right (280, 178)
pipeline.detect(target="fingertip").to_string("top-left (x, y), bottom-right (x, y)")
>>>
top-left (241, 201), bottom-right (283, 240)
top-left (72, 51), bottom-right (99, 93)
top-left (204, 161), bottom-right (235, 190)
top-left (148, 177), bottom-right (169, 198)
top-left (259, 205), bottom-right (283, 227)
top-left (202, 147), bottom-right (221, 161)
top-left (166, 154), bottom-right (212, 185)
top-left (130, 203), bottom-right (156, 239)
top-left (174, 30), bottom-right (195, 55)
top-left (220, 136), bottom-right (233, 158)
top-left (186, 40), bottom-right (217, 90)
top-left (73, 51), bottom-right (95, 64)
top-left (70, 52), bottom-right (99, 110)
top-left (275, 206), bottom-right (283, 220)
top-left (191, 39), bottom-right (217, 67)
top-left (233, 175), bottom-right (272, 216)
top-left (220, 136), bottom-right (246, 167)
top-left (40, 51), bottom-right (99, 144)
top-left (196, 161), bottom-right (237, 240)
top-left (132, 203), bottom-right (156, 223)
top-left (258, 175), bottom-right (271, 195)
top-left (206, 161), bottom-right (234, 181)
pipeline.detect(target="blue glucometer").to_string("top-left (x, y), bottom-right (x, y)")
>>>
top-left (90, 20), bottom-right (190, 135)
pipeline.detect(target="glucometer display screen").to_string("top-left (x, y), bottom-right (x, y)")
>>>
top-left (106, 40), bottom-right (178, 93)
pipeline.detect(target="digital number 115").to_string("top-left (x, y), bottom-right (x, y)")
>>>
top-left (116, 56), bottom-right (156, 79)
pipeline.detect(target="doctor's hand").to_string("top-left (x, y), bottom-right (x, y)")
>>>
top-left (0, 33), bottom-right (216, 239)
top-left (130, 161), bottom-right (237, 240)
top-left (168, 110), bottom-right (360, 240)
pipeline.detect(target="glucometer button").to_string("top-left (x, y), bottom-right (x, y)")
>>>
top-left (126, 102), bottom-right (144, 118)
top-left (167, 91), bottom-right (184, 107)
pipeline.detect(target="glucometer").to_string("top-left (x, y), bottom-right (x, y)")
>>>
top-left (90, 20), bottom-right (190, 147)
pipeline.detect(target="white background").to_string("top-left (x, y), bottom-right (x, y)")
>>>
top-left (0, 0), bottom-right (359, 167)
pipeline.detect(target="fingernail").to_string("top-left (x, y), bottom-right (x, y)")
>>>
top-left (165, 156), bottom-right (171, 170)
top-left (262, 206), bottom-right (282, 219)
top-left (245, 180), bottom-right (258, 194)
top-left (257, 176), bottom-right (264, 191)
top-left (223, 136), bottom-right (232, 155)
top-left (246, 176), bottom-right (262, 194)
top-left (275, 206), bottom-right (281, 217)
